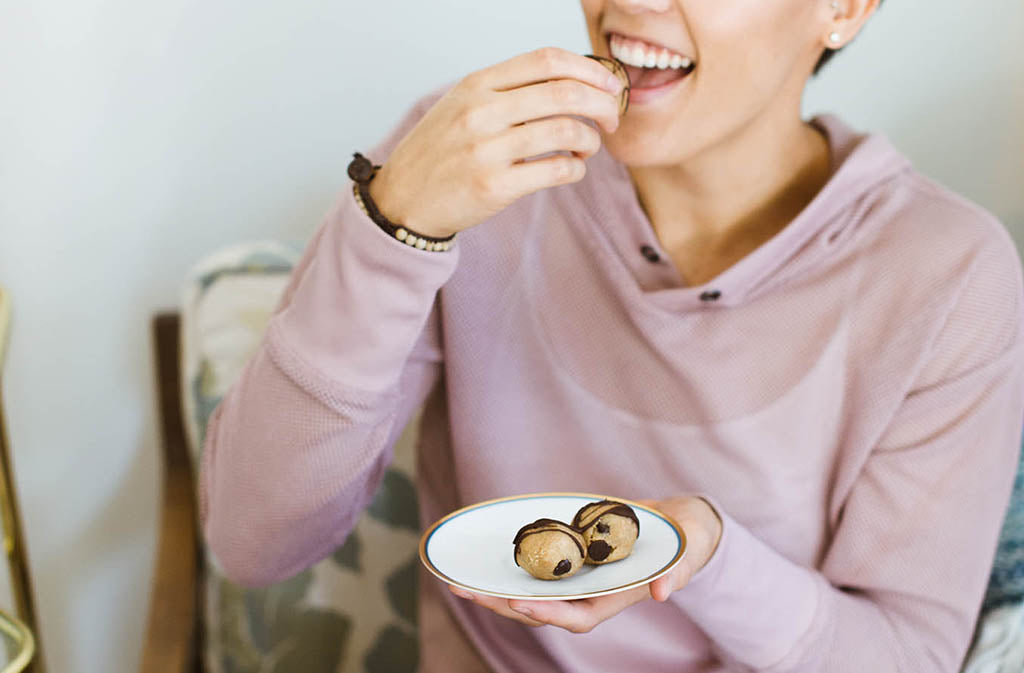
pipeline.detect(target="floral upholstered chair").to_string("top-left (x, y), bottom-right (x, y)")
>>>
top-left (180, 241), bottom-right (419, 673)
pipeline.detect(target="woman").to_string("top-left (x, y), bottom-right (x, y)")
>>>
top-left (199, 0), bottom-right (1024, 670)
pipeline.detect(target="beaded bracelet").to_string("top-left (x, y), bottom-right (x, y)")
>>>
top-left (348, 152), bottom-right (456, 252)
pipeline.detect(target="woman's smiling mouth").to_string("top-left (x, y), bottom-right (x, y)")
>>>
top-left (605, 32), bottom-right (695, 104)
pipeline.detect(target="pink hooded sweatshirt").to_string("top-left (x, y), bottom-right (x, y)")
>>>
top-left (200, 83), bottom-right (1024, 672)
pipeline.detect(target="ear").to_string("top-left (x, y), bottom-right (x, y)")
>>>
top-left (823, 0), bottom-right (881, 50)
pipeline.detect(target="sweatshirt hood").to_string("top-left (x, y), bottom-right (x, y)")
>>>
top-left (581, 114), bottom-right (914, 313)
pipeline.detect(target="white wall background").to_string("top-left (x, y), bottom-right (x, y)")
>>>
top-left (0, 0), bottom-right (1021, 671)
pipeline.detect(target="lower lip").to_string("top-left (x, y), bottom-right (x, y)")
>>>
top-left (628, 72), bottom-right (691, 106)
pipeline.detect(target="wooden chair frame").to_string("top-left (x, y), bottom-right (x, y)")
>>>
top-left (139, 313), bottom-right (203, 673)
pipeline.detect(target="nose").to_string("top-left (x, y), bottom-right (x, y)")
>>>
top-left (610, 0), bottom-right (673, 12)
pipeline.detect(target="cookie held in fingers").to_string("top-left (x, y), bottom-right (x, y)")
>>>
top-left (572, 500), bottom-right (640, 564)
top-left (513, 518), bottom-right (587, 580)
top-left (584, 54), bottom-right (630, 117)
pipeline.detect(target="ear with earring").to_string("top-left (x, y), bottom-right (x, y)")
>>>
top-left (828, 0), bottom-right (842, 46)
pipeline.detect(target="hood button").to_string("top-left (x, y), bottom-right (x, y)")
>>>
top-left (639, 245), bottom-right (661, 263)
top-left (699, 290), bottom-right (722, 302)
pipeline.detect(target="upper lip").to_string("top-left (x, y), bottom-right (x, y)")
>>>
top-left (604, 31), bottom-right (694, 62)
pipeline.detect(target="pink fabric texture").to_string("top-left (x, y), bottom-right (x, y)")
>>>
top-left (199, 83), bottom-right (1024, 673)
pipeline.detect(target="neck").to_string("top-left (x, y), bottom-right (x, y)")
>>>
top-left (626, 103), bottom-right (832, 260)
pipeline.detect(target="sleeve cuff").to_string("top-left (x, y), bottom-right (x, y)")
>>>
top-left (671, 496), bottom-right (821, 669)
top-left (273, 183), bottom-right (459, 392)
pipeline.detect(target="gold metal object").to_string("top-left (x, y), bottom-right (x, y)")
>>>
top-left (0, 289), bottom-right (43, 673)
top-left (0, 609), bottom-right (34, 673)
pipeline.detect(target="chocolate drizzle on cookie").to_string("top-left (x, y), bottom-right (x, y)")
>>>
top-left (511, 500), bottom-right (641, 578)
top-left (571, 500), bottom-right (640, 535)
top-left (512, 518), bottom-right (585, 566)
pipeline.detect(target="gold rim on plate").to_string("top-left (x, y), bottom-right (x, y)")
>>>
top-left (418, 491), bottom-right (687, 601)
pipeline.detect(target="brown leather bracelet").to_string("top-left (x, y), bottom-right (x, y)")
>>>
top-left (347, 153), bottom-right (456, 252)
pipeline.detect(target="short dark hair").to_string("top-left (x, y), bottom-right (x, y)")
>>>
top-left (812, 0), bottom-right (883, 75)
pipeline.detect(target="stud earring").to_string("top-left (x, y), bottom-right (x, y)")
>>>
top-left (829, 31), bottom-right (842, 44)
top-left (830, 0), bottom-right (839, 9)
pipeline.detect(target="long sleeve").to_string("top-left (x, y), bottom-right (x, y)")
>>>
top-left (673, 230), bottom-right (1024, 672)
top-left (198, 88), bottom-right (456, 587)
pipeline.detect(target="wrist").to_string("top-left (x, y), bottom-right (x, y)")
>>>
top-left (368, 166), bottom-right (454, 240)
top-left (694, 496), bottom-right (723, 572)
top-left (348, 152), bottom-right (455, 251)
top-left (366, 166), bottom-right (403, 224)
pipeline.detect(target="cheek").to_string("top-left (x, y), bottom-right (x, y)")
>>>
top-left (691, 2), bottom-right (818, 92)
top-left (697, 52), bottom-right (778, 114)
top-left (687, 2), bottom-right (812, 77)
top-left (579, 0), bottom-right (602, 27)
top-left (581, 2), bottom-right (602, 47)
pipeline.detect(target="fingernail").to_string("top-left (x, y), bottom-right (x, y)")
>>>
top-left (451, 587), bottom-right (474, 601)
top-left (511, 605), bottom-right (534, 617)
top-left (606, 74), bottom-right (623, 94)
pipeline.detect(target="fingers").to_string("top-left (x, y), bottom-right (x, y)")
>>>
top-left (447, 583), bottom-right (648, 633)
top-left (448, 586), bottom-right (546, 628)
top-left (499, 79), bottom-right (620, 134)
top-left (448, 583), bottom-right (657, 633)
top-left (506, 586), bottom-right (650, 634)
top-left (507, 153), bottom-right (587, 196)
top-left (649, 574), bottom-right (675, 602)
top-left (465, 47), bottom-right (621, 135)
top-left (633, 498), bottom-right (701, 602)
top-left (477, 47), bottom-right (623, 97)
top-left (650, 496), bottom-right (722, 579)
top-left (478, 117), bottom-right (603, 165)
top-left (638, 555), bottom-right (697, 603)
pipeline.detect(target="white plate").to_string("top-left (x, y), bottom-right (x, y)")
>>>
top-left (419, 492), bottom-right (686, 601)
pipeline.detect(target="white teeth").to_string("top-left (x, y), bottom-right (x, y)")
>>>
top-left (609, 34), bottom-right (693, 70)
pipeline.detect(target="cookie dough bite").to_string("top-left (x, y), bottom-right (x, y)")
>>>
top-left (513, 518), bottom-right (587, 580)
top-left (584, 54), bottom-right (630, 117)
top-left (572, 500), bottom-right (640, 564)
